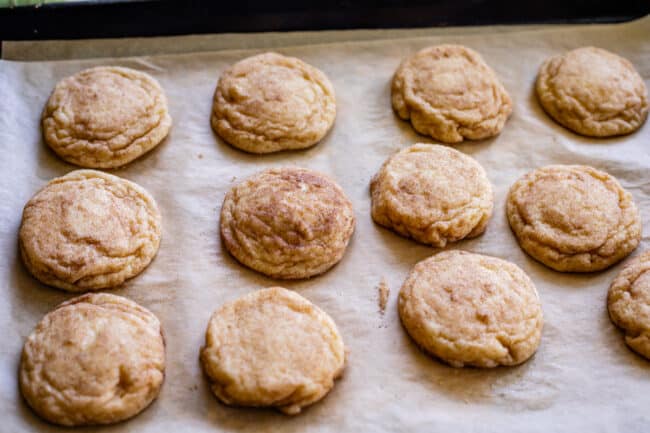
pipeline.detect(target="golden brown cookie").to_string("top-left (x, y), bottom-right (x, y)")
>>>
top-left (20, 293), bottom-right (165, 426)
top-left (507, 165), bottom-right (641, 272)
top-left (398, 250), bottom-right (543, 368)
top-left (220, 167), bottom-right (355, 279)
top-left (19, 170), bottom-right (162, 291)
top-left (370, 143), bottom-right (493, 247)
top-left (608, 251), bottom-right (650, 360)
top-left (200, 287), bottom-right (345, 415)
top-left (536, 47), bottom-right (648, 137)
top-left (42, 66), bottom-right (172, 168)
top-left (391, 44), bottom-right (512, 143)
top-left (211, 52), bottom-right (336, 153)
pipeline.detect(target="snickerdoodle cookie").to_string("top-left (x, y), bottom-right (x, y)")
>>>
top-left (211, 52), bottom-right (336, 153)
top-left (42, 66), bottom-right (172, 168)
top-left (536, 47), bottom-right (648, 137)
top-left (200, 287), bottom-right (345, 415)
top-left (608, 251), bottom-right (650, 360)
top-left (391, 45), bottom-right (512, 143)
top-left (398, 250), bottom-right (543, 368)
top-left (19, 170), bottom-right (162, 291)
top-left (20, 293), bottom-right (165, 426)
top-left (507, 165), bottom-right (641, 272)
top-left (370, 143), bottom-right (493, 247)
top-left (220, 167), bottom-right (354, 279)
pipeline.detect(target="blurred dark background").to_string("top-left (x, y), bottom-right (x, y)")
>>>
top-left (0, 0), bottom-right (648, 40)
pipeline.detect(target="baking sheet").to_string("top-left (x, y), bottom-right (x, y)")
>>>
top-left (1, 23), bottom-right (556, 61)
top-left (1, 16), bottom-right (650, 433)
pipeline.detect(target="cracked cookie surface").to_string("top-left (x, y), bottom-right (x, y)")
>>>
top-left (200, 287), bottom-right (345, 415)
top-left (220, 167), bottom-right (354, 279)
top-left (507, 165), bottom-right (641, 272)
top-left (536, 47), bottom-right (648, 137)
top-left (391, 44), bottom-right (512, 143)
top-left (370, 143), bottom-right (493, 247)
top-left (608, 251), bottom-right (650, 360)
top-left (211, 52), bottom-right (336, 153)
top-left (398, 250), bottom-right (543, 368)
top-left (20, 293), bottom-right (165, 426)
top-left (42, 66), bottom-right (172, 168)
top-left (19, 170), bottom-right (162, 291)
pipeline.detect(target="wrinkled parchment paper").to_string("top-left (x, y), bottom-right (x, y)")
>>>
top-left (1, 16), bottom-right (649, 433)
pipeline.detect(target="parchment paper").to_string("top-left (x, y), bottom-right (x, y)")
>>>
top-left (1, 16), bottom-right (649, 433)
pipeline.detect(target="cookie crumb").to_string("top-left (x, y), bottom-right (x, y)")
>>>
top-left (377, 278), bottom-right (390, 314)
top-left (197, 153), bottom-right (204, 159)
